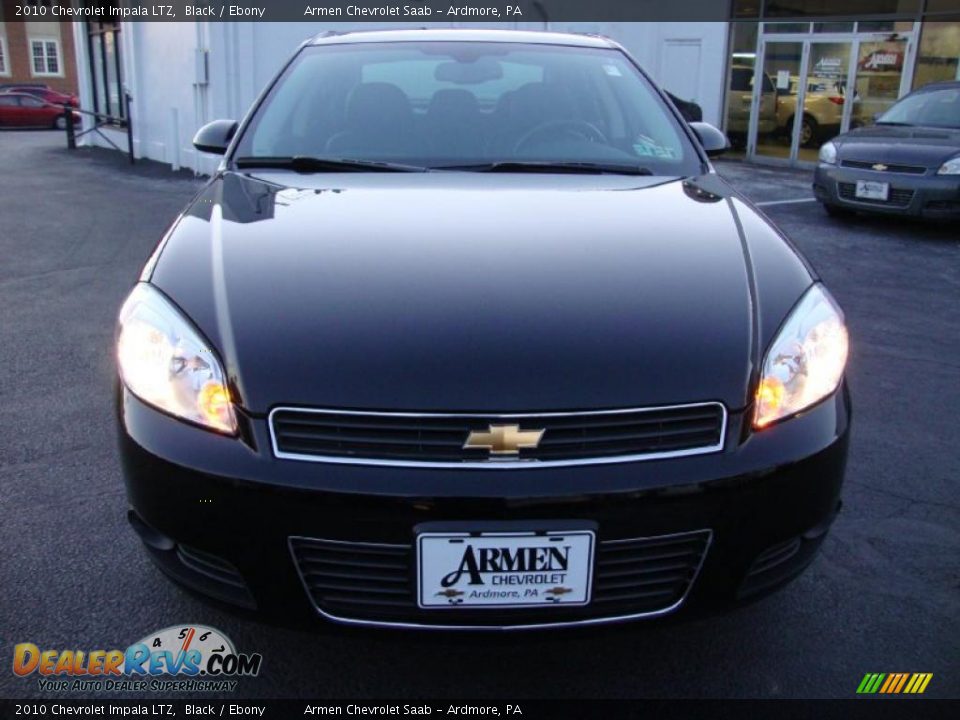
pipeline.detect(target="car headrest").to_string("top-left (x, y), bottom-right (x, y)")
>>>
top-left (346, 82), bottom-right (413, 128)
top-left (427, 89), bottom-right (480, 119)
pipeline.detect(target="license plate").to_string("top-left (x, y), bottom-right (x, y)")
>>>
top-left (417, 530), bottom-right (595, 608)
top-left (855, 180), bottom-right (889, 201)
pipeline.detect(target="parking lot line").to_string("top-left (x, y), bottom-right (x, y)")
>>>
top-left (754, 197), bottom-right (817, 207)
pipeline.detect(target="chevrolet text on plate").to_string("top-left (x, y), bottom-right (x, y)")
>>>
top-left (116, 29), bottom-right (851, 630)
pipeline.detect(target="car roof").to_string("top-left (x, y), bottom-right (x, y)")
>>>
top-left (307, 27), bottom-right (617, 49)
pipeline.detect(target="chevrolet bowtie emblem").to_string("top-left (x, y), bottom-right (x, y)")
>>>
top-left (464, 424), bottom-right (545, 455)
top-left (872, 163), bottom-right (889, 171)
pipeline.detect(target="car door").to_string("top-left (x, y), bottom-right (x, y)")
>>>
top-left (19, 94), bottom-right (51, 126)
top-left (0, 95), bottom-right (20, 126)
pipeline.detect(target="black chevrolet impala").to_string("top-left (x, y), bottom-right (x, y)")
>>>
top-left (116, 30), bottom-right (850, 629)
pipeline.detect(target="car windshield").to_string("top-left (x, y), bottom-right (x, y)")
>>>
top-left (877, 86), bottom-right (960, 129)
top-left (233, 41), bottom-right (701, 175)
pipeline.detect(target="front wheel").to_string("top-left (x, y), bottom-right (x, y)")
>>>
top-left (800, 115), bottom-right (820, 148)
top-left (54, 114), bottom-right (67, 130)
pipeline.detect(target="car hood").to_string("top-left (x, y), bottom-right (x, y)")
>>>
top-left (148, 171), bottom-right (810, 414)
top-left (836, 124), bottom-right (960, 167)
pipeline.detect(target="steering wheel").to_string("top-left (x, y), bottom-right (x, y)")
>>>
top-left (514, 120), bottom-right (608, 154)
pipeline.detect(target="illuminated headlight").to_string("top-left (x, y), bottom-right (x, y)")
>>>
top-left (818, 141), bottom-right (838, 165)
top-left (936, 156), bottom-right (960, 175)
top-left (117, 283), bottom-right (236, 434)
top-left (754, 284), bottom-right (848, 429)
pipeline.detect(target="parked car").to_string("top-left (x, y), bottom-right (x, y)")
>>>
top-left (117, 29), bottom-right (850, 629)
top-left (0, 92), bottom-right (80, 129)
top-left (0, 83), bottom-right (78, 108)
top-left (814, 80), bottom-right (960, 219)
top-left (777, 76), bottom-right (848, 148)
top-left (727, 65), bottom-right (778, 145)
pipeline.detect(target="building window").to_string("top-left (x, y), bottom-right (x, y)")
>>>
top-left (86, 21), bottom-right (125, 122)
top-left (914, 22), bottom-right (960, 89)
top-left (30, 39), bottom-right (62, 77)
top-left (0, 37), bottom-right (9, 76)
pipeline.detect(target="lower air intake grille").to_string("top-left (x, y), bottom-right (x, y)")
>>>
top-left (290, 530), bottom-right (711, 628)
top-left (270, 403), bottom-right (725, 466)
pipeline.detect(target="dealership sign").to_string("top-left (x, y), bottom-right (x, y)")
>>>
top-left (860, 50), bottom-right (904, 71)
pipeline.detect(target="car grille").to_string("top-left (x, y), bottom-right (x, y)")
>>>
top-left (269, 403), bottom-right (726, 466)
top-left (837, 182), bottom-right (914, 207)
top-left (841, 160), bottom-right (927, 175)
top-left (290, 530), bottom-right (711, 628)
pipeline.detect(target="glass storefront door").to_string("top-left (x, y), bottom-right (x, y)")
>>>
top-left (745, 28), bottom-right (916, 165)
top-left (753, 41), bottom-right (803, 161)
top-left (753, 40), bottom-right (854, 163)
top-left (797, 41), bottom-right (854, 162)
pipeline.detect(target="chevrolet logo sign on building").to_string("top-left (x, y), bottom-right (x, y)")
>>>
top-left (463, 424), bottom-right (545, 455)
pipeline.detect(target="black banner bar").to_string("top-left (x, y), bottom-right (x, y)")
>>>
top-left (2, 699), bottom-right (959, 720)
top-left (6, 0), bottom-right (736, 23)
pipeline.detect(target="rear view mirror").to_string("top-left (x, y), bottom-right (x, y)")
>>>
top-left (193, 119), bottom-right (238, 155)
top-left (690, 122), bottom-right (729, 157)
top-left (435, 59), bottom-right (503, 85)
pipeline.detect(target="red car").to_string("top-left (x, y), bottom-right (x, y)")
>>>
top-left (0, 92), bottom-right (81, 129)
top-left (0, 84), bottom-right (78, 107)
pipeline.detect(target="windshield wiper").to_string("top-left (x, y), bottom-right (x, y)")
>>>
top-left (234, 156), bottom-right (428, 173)
top-left (433, 161), bottom-right (655, 176)
top-left (874, 121), bottom-right (913, 127)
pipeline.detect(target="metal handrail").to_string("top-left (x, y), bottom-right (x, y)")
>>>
top-left (37, 93), bottom-right (135, 163)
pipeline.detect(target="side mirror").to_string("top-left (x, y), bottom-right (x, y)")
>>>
top-left (193, 119), bottom-right (238, 155)
top-left (690, 121), bottom-right (729, 158)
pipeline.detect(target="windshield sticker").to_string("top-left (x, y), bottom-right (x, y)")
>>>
top-left (634, 139), bottom-right (679, 160)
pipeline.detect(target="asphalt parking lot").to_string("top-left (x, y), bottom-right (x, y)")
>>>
top-left (1, 130), bottom-right (958, 700)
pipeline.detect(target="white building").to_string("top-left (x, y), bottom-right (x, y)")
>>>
top-left (71, 20), bottom-right (729, 174)
top-left (72, 8), bottom-right (960, 170)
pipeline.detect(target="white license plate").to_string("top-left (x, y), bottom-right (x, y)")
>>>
top-left (855, 180), bottom-right (889, 201)
top-left (417, 531), bottom-right (595, 608)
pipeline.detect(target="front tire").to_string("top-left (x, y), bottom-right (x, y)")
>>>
top-left (54, 115), bottom-right (67, 130)
top-left (800, 115), bottom-right (820, 148)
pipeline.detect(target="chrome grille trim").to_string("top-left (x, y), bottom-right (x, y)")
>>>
top-left (840, 159), bottom-right (927, 175)
top-left (268, 402), bottom-right (727, 469)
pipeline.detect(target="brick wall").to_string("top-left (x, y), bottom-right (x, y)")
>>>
top-left (0, 16), bottom-right (79, 95)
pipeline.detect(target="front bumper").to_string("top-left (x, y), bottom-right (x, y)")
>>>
top-left (813, 163), bottom-right (960, 218)
top-left (118, 385), bottom-right (850, 629)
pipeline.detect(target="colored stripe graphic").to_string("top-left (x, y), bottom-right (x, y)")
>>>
top-left (893, 673), bottom-right (909, 693)
top-left (907, 673), bottom-right (933, 694)
top-left (857, 673), bottom-right (933, 694)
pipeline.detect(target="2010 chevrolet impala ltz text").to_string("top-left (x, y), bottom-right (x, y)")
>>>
top-left (116, 29), bottom-right (850, 629)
